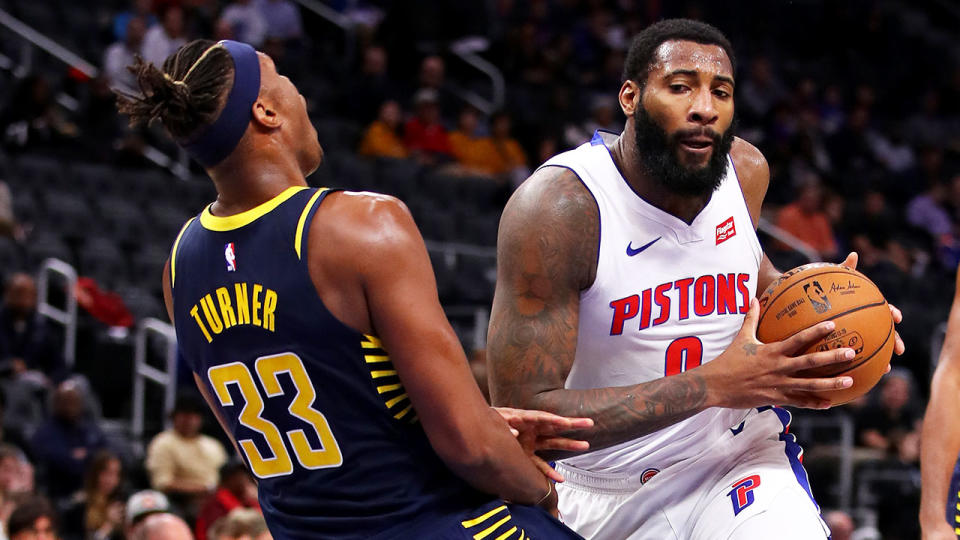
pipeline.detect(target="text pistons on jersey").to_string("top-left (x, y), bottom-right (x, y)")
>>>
top-left (608, 273), bottom-right (751, 335)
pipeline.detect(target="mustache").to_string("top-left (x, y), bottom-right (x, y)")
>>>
top-left (670, 127), bottom-right (723, 144)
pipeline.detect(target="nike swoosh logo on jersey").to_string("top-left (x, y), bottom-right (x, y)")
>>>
top-left (730, 421), bottom-right (746, 436)
top-left (626, 237), bottom-right (661, 256)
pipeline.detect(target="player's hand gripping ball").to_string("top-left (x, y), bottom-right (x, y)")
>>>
top-left (756, 263), bottom-right (894, 405)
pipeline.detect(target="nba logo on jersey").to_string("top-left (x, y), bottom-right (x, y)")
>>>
top-left (224, 243), bottom-right (237, 272)
top-left (715, 217), bottom-right (736, 245)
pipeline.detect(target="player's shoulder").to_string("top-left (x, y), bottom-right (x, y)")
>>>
top-left (506, 165), bottom-right (599, 227)
top-left (730, 137), bottom-right (769, 189)
top-left (311, 190), bottom-right (419, 250)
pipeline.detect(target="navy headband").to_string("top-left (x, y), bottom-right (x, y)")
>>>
top-left (182, 40), bottom-right (260, 168)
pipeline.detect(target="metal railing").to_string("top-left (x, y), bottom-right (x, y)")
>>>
top-left (131, 318), bottom-right (179, 442)
top-left (757, 216), bottom-right (819, 263)
top-left (36, 258), bottom-right (78, 368)
top-left (291, 0), bottom-right (356, 65)
top-left (792, 412), bottom-right (856, 510)
top-left (0, 8), bottom-right (190, 179)
top-left (450, 37), bottom-right (506, 115)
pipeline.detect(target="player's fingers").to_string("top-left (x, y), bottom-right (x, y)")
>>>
top-left (840, 251), bottom-right (858, 270)
top-left (780, 392), bottom-right (833, 410)
top-left (888, 303), bottom-right (903, 324)
top-left (782, 373), bottom-right (853, 393)
top-left (739, 298), bottom-right (760, 337)
top-left (884, 363), bottom-right (891, 374)
top-left (510, 428), bottom-right (519, 437)
top-left (534, 436), bottom-right (590, 452)
top-left (531, 456), bottom-right (564, 483)
top-left (788, 347), bottom-right (854, 373)
top-left (777, 320), bottom-right (836, 355)
top-left (894, 331), bottom-right (905, 355)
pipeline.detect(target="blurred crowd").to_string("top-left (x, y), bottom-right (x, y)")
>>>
top-left (0, 0), bottom-right (957, 539)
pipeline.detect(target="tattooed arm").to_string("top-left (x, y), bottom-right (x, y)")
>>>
top-left (488, 167), bottom-right (857, 460)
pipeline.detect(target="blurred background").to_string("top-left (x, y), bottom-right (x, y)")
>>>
top-left (0, 0), bottom-right (957, 538)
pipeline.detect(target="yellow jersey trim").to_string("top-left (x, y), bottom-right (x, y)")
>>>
top-left (199, 186), bottom-right (307, 232)
top-left (462, 506), bottom-right (507, 528)
top-left (170, 217), bottom-right (196, 287)
top-left (295, 187), bottom-right (329, 260)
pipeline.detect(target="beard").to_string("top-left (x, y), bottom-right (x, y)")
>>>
top-left (632, 105), bottom-right (735, 197)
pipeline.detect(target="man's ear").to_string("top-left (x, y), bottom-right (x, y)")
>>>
top-left (619, 80), bottom-right (641, 116)
top-left (252, 97), bottom-right (282, 129)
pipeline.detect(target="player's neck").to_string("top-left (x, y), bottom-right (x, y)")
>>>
top-left (610, 130), bottom-right (711, 225)
top-left (206, 143), bottom-right (308, 217)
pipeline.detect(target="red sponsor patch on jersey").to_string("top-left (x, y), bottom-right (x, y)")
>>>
top-left (716, 217), bottom-right (736, 245)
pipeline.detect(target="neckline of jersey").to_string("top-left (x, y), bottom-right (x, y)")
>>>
top-left (199, 186), bottom-right (308, 231)
top-left (591, 130), bottom-right (724, 243)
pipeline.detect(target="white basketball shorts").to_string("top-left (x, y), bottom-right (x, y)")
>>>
top-left (555, 406), bottom-right (830, 540)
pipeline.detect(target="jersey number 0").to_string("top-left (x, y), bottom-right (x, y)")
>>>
top-left (207, 353), bottom-right (343, 478)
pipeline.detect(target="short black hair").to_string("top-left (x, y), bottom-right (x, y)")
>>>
top-left (7, 497), bottom-right (55, 537)
top-left (170, 393), bottom-right (205, 416)
top-left (622, 19), bottom-right (736, 87)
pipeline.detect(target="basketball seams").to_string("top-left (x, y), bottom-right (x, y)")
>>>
top-left (761, 299), bottom-right (889, 343)
top-left (802, 314), bottom-right (894, 378)
top-left (757, 268), bottom-right (883, 330)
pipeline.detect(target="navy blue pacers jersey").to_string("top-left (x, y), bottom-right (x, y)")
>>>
top-left (169, 186), bottom-right (557, 539)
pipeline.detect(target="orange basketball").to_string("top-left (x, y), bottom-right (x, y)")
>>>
top-left (756, 263), bottom-right (894, 405)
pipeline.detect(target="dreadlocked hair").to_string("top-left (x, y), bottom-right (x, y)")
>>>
top-left (116, 39), bottom-right (235, 141)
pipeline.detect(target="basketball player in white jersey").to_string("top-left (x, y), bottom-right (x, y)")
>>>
top-left (487, 19), bottom-right (905, 539)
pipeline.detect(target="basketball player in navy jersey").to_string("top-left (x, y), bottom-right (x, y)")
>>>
top-left (116, 39), bottom-right (590, 539)
top-left (488, 19), bottom-right (904, 539)
top-left (920, 267), bottom-right (960, 540)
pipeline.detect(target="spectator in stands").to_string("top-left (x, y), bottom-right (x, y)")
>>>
top-left (823, 510), bottom-right (854, 540)
top-left (413, 55), bottom-right (456, 120)
top-left (906, 179), bottom-right (954, 260)
top-left (344, 46), bottom-right (396, 124)
top-left (103, 16), bottom-right (147, 94)
top-left (219, 0), bottom-right (267, 48)
top-left (194, 462), bottom-right (258, 540)
top-left (857, 369), bottom-right (923, 463)
top-left (0, 179), bottom-right (16, 239)
top-left (112, 0), bottom-right (156, 42)
top-left (775, 176), bottom-right (839, 260)
top-left (0, 444), bottom-right (35, 528)
top-left (255, 0), bottom-right (302, 42)
top-left (0, 273), bottom-right (65, 382)
top-left (738, 56), bottom-right (788, 125)
top-left (403, 89), bottom-right (452, 165)
top-left (0, 392), bottom-right (29, 457)
top-left (448, 106), bottom-right (501, 177)
top-left (145, 396), bottom-right (226, 521)
top-left (30, 380), bottom-right (110, 501)
top-left (490, 111), bottom-right (530, 187)
top-left (563, 95), bottom-right (620, 147)
top-left (207, 508), bottom-right (270, 540)
top-left (61, 451), bottom-right (125, 540)
top-left (124, 490), bottom-right (170, 538)
top-left (0, 76), bottom-right (79, 152)
top-left (142, 5), bottom-right (187, 68)
top-left (357, 100), bottom-right (407, 159)
top-left (130, 512), bottom-right (193, 540)
top-left (7, 496), bottom-right (56, 540)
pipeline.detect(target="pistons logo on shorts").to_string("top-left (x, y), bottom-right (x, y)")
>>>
top-left (727, 474), bottom-right (761, 516)
top-left (640, 468), bottom-right (660, 485)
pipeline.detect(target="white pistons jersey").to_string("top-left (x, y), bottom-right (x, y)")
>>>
top-left (545, 131), bottom-right (762, 475)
